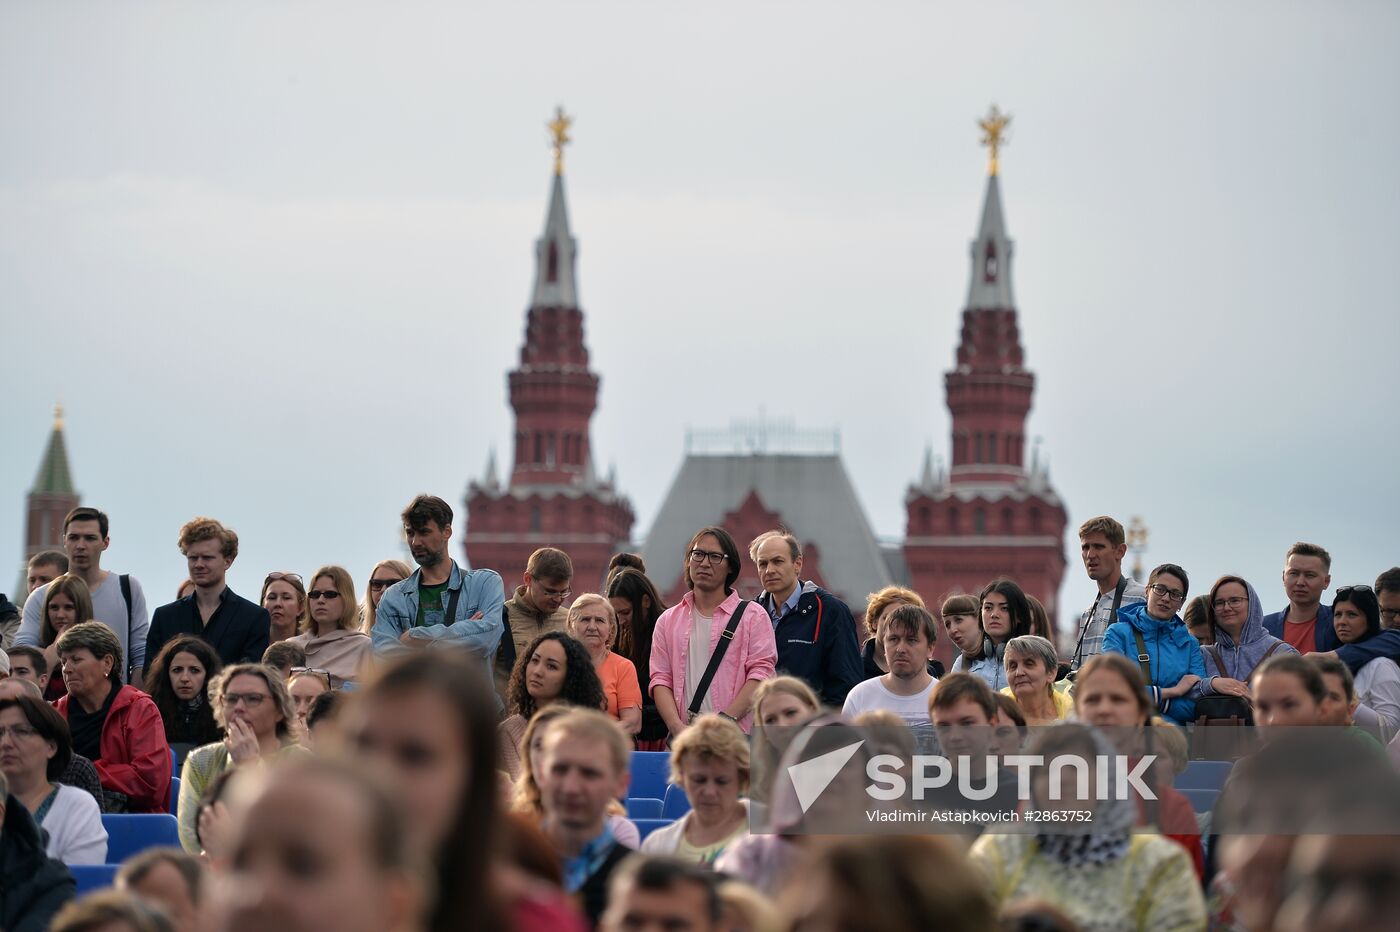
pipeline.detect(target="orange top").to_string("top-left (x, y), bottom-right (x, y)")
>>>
top-left (599, 651), bottom-right (643, 719)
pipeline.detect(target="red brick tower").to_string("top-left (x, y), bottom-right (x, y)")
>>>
top-left (15, 405), bottom-right (80, 595)
top-left (903, 109), bottom-right (1068, 665)
top-left (465, 110), bottom-right (635, 591)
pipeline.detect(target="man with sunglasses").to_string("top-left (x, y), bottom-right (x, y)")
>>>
top-left (144, 517), bottom-right (270, 676)
top-left (493, 547), bottom-right (574, 696)
top-left (371, 495), bottom-right (504, 675)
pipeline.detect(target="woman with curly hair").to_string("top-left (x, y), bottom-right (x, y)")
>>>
top-left (142, 635), bottom-right (224, 751)
top-left (497, 631), bottom-right (605, 781)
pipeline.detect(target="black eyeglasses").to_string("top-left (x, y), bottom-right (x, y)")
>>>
top-left (688, 549), bottom-right (728, 566)
top-left (1148, 583), bottom-right (1186, 602)
top-left (291, 667), bottom-right (333, 689)
top-left (308, 590), bottom-right (340, 600)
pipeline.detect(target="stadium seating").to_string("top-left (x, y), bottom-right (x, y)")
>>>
top-left (102, 813), bottom-right (181, 865)
top-left (629, 751), bottom-right (670, 800)
top-left (1179, 787), bottom-right (1220, 814)
top-left (662, 784), bottom-right (692, 819)
top-left (71, 863), bottom-right (119, 895)
top-left (1174, 760), bottom-right (1232, 791)
top-left (625, 797), bottom-right (663, 819)
top-left (169, 776), bottom-right (181, 815)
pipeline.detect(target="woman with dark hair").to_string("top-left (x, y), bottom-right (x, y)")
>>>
top-left (1201, 575), bottom-right (1297, 700)
top-left (54, 622), bottom-right (170, 814)
top-left (347, 651), bottom-right (581, 932)
top-left (39, 573), bottom-right (95, 701)
top-left (1326, 585), bottom-right (1400, 741)
top-left (1102, 563), bottom-right (1207, 725)
top-left (958, 579), bottom-right (1034, 691)
top-left (0, 695), bottom-right (107, 864)
top-left (498, 631), bottom-right (606, 780)
top-left (606, 566), bottom-right (669, 749)
top-left (142, 635), bottom-right (224, 751)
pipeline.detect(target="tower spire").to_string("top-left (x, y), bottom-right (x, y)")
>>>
top-left (34, 404), bottom-right (76, 495)
top-left (531, 107), bottom-right (580, 309)
top-left (967, 106), bottom-right (1016, 312)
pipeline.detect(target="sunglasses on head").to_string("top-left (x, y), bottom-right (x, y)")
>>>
top-left (265, 572), bottom-right (304, 585)
top-left (1336, 585), bottom-right (1375, 599)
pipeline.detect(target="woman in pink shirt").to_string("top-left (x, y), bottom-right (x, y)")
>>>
top-left (566, 593), bottom-right (643, 737)
top-left (649, 527), bottom-right (777, 737)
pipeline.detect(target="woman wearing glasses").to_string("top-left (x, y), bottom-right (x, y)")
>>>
top-left (1102, 563), bottom-right (1207, 725)
top-left (260, 571), bottom-right (307, 645)
top-left (176, 663), bottom-right (305, 853)
top-left (359, 559), bottom-right (412, 634)
top-left (1200, 575), bottom-right (1297, 701)
top-left (285, 565), bottom-right (373, 688)
top-left (1326, 586), bottom-right (1400, 742)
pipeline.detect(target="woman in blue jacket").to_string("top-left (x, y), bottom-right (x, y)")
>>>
top-left (1102, 563), bottom-right (1206, 725)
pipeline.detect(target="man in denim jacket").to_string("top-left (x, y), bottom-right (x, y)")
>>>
top-left (371, 495), bottom-right (504, 677)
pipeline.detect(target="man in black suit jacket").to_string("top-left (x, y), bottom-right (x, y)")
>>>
top-left (144, 518), bottom-right (270, 676)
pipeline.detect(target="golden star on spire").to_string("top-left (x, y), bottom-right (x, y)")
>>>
top-left (548, 106), bottom-right (572, 175)
top-left (979, 104), bottom-right (1012, 176)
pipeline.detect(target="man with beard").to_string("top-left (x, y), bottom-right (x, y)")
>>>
top-left (370, 496), bottom-right (504, 681)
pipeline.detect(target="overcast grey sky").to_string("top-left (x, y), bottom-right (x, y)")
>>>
top-left (3, 1), bottom-right (1397, 627)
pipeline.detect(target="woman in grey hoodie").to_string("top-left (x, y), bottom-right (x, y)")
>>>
top-left (1201, 575), bottom-right (1298, 697)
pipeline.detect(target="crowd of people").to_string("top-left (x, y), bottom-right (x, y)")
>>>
top-left (1, 499), bottom-right (1398, 931)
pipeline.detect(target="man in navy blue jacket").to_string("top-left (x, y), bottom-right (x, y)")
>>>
top-left (1263, 541), bottom-right (1400, 675)
top-left (144, 517), bottom-right (270, 676)
top-left (749, 530), bottom-right (862, 707)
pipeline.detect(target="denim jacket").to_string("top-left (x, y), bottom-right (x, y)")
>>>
top-left (371, 561), bottom-right (505, 667)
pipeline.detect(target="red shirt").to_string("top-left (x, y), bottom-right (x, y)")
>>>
top-left (1283, 616), bottom-right (1318, 654)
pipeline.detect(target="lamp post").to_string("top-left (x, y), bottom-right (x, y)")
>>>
top-left (1127, 516), bottom-right (1149, 581)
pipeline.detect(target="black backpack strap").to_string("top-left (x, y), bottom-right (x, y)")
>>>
top-left (1070, 577), bottom-right (1130, 674)
top-left (444, 578), bottom-right (462, 627)
top-left (1132, 627), bottom-right (1153, 683)
top-left (498, 604), bottom-right (517, 670)
top-left (687, 600), bottom-right (749, 720)
top-left (120, 574), bottom-right (134, 680)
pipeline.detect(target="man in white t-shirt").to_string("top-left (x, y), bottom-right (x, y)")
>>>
top-left (843, 604), bottom-right (940, 734)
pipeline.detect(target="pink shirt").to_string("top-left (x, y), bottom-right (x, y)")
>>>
top-left (649, 590), bottom-right (777, 733)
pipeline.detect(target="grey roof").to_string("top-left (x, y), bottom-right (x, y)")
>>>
top-left (965, 173), bottom-right (1016, 311)
top-left (530, 172), bottom-right (579, 308)
top-left (640, 453), bottom-right (894, 604)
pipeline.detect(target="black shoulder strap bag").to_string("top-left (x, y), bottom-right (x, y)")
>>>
top-left (687, 600), bottom-right (750, 720)
top-left (1068, 577), bottom-right (1129, 678)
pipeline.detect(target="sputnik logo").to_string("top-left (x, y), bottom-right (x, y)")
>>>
top-left (786, 739), bottom-right (865, 813)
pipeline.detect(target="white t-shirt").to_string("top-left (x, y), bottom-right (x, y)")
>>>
top-left (684, 611), bottom-right (716, 716)
top-left (18, 571), bottom-right (150, 680)
top-left (841, 675), bottom-right (938, 727)
top-left (39, 784), bottom-right (108, 865)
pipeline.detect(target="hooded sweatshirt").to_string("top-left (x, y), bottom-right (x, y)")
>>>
top-left (1103, 603), bottom-right (1208, 724)
top-left (1200, 581), bottom-right (1298, 690)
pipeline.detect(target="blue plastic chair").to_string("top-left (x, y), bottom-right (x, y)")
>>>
top-left (102, 813), bottom-right (181, 864)
top-left (662, 784), bottom-right (692, 819)
top-left (629, 751), bottom-right (671, 800)
top-left (71, 863), bottom-right (120, 894)
top-left (1180, 788), bottom-right (1220, 814)
top-left (1175, 760), bottom-right (1232, 791)
top-left (625, 797), bottom-right (663, 819)
top-left (632, 818), bottom-right (674, 841)
top-left (169, 776), bottom-right (181, 815)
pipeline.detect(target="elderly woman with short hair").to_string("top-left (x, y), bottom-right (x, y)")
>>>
top-left (54, 621), bottom-right (170, 813)
top-left (1001, 635), bottom-right (1073, 725)
top-left (566, 593), bottom-right (643, 736)
top-left (176, 662), bottom-right (306, 853)
top-left (641, 714), bottom-right (751, 864)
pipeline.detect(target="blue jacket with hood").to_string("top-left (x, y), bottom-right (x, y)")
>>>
top-left (1200, 580), bottom-right (1298, 688)
top-left (1103, 602), bottom-right (1208, 725)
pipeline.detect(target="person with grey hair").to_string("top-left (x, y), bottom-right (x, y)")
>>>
top-left (54, 621), bottom-right (169, 813)
top-left (175, 663), bottom-right (306, 853)
top-left (1001, 635), bottom-right (1073, 724)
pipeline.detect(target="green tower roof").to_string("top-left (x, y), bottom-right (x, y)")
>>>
top-left (32, 404), bottom-right (75, 495)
